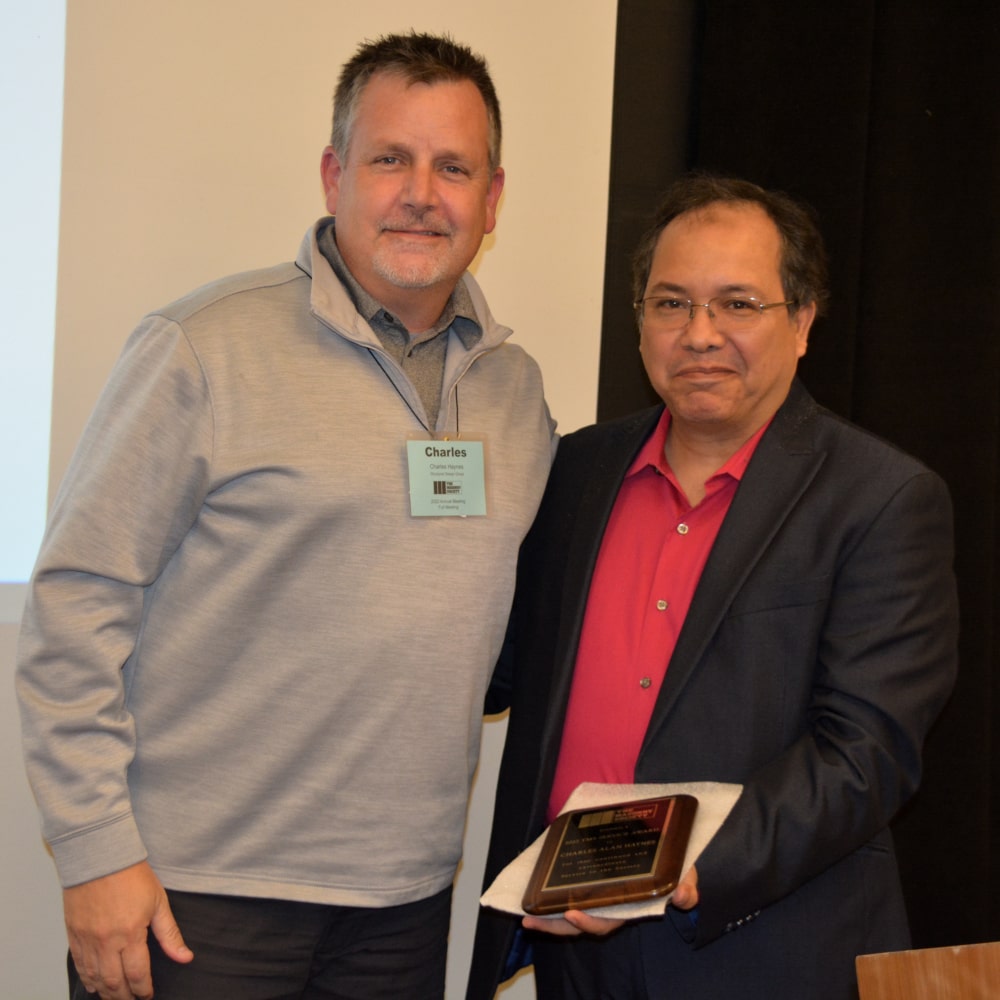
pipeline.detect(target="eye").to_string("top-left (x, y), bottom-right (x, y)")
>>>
top-left (717, 296), bottom-right (759, 313)
top-left (651, 297), bottom-right (688, 314)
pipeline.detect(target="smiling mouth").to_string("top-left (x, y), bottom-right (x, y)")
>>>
top-left (675, 366), bottom-right (734, 378)
top-left (380, 222), bottom-right (451, 239)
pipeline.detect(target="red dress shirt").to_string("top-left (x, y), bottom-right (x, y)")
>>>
top-left (546, 410), bottom-right (767, 821)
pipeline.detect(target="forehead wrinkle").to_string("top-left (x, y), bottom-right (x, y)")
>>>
top-left (646, 280), bottom-right (688, 295)
top-left (370, 139), bottom-right (413, 156)
top-left (646, 279), bottom-right (767, 299)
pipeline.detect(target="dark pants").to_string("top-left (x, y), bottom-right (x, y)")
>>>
top-left (69, 885), bottom-right (452, 1000)
top-left (532, 926), bottom-right (649, 1000)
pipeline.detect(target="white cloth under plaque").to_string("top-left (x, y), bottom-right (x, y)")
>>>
top-left (481, 781), bottom-right (743, 921)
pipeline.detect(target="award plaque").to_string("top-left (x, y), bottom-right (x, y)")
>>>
top-left (522, 794), bottom-right (698, 915)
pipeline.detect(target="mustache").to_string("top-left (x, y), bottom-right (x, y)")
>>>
top-left (378, 211), bottom-right (453, 237)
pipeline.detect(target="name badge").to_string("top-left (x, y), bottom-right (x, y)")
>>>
top-left (406, 439), bottom-right (487, 517)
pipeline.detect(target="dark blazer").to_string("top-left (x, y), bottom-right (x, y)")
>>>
top-left (467, 380), bottom-right (959, 1000)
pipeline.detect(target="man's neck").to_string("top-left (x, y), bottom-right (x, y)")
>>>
top-left (378, 287), bottom-right (452, 335)
top-left (663, 424), bottom-right (756, 508)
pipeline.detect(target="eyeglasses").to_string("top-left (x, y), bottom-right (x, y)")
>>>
top-left (633, 294), bottom-right (797, 331)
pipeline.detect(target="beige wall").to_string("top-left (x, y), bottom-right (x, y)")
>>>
top-left (3, 2), bottom-right (616, 996)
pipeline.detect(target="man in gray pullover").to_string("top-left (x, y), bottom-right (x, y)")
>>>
top-left (16, 32), bottom-right (554, 1000)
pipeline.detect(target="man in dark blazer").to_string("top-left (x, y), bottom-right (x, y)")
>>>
top-left (467, 176), bottom-right (959, 1000)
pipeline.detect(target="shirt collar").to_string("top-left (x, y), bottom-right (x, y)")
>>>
top-left (316, 219), bottom-right (482, 348)
top-left (627, 407), bottom-right (771, 483)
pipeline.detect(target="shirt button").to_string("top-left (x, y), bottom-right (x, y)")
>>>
top-left (677, 523), bottom-right (689, 535)
top-left (656, 600), bottom-right (668, 611)
top-left (639, 677), bottom-right (652, 689)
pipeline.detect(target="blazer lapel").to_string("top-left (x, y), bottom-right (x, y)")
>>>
top-left (639, 382), bottom-right (827, 757)
top-left (535, 407), bottom-right (663, 788)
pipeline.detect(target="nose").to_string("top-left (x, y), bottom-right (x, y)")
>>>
top-left (402, 164), bottom-right (437, 209)
top-left (681, 302), bottom-right (725, 351)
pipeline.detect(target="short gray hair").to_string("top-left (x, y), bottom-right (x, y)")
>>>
top-left (331, 32), bottom-right (502, 173)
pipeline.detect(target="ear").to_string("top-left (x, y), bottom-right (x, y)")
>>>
top-left (320, 146), bottom-right (343, 215)
top-left (483, 167), bottom-right (505, 235)
top-left (793, 300), bottom-right (816, 358)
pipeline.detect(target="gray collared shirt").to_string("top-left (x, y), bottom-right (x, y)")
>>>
top-left (317, 220), bottom-right (482, 428)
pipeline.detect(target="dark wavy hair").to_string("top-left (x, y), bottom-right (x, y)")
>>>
top-left (632, 174), bottom-right (829, 318)
top-left (331, 32), bottom-right (501, 173)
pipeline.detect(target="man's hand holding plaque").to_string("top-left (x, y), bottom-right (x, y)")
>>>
top-left (479, 781), bottom-right (742, 926)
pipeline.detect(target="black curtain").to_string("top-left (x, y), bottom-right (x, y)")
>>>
top-left (599, 0), bottom-right (1000, 948)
